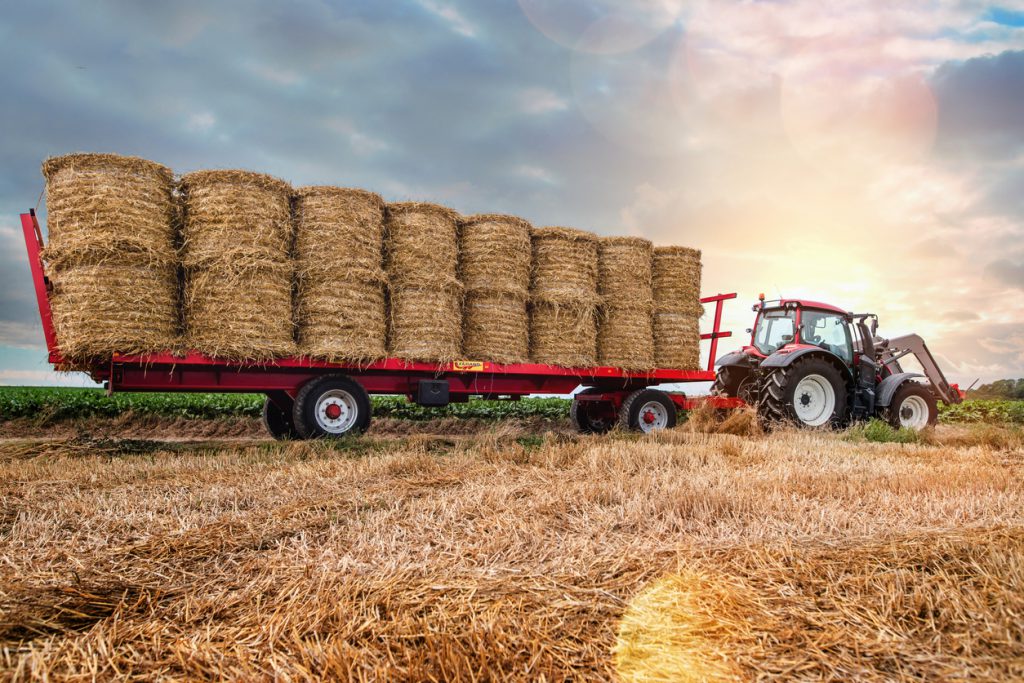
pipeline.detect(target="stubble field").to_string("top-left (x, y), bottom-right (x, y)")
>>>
top-left (1, 395), bottom-right (1023, 681)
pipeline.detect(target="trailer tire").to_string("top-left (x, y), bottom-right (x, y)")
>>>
top-left (883, 382), bottom-right (937, 431)
top-left (570, 389), bottom-right (614, 434)
top-left (293, 375), bottom-right (372, 439)
top-left (619, 389), bottom-right (677, 433)
top-left (262, 393), bottom-right (300, 440)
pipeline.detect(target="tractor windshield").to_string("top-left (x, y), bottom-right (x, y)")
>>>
top-left (753, 308), bottom-right (796, 355)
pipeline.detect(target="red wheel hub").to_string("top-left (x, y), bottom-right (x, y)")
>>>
top-left (643, 410), bottom-right (656, 424)
top-left (324, 403), bottom-right (343, 420)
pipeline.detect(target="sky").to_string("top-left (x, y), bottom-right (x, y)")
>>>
top-left (0, 0), bottom-right (1022, 388)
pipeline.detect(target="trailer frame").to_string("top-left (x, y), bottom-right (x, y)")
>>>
top-left (21, 210), bottom-right (742, 433)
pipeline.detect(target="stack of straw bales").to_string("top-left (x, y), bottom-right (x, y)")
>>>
top-left (42, 153), bottom-right (179, 360)
top-left (459, 214), bottom-right (532, 364)
top-left (529, 227), bottom-right (599, 366)
top-left (385, 203), bottom-right (463, 362)
top-left (597, 237), bottom-right (655, 370)
top-left (180, 171), bottom-right (295, 359)
top-left (652, 247), bottom-right (703, 369)
top-left (293, 187), bottom-right (387, 361)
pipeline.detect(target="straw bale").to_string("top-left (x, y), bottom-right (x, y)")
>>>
top-left (184, 264), bottom-right (296, 360)
top-left (385, 202), bottom-right (460, 289)
top-left (530, 301), bottom-right (597, 367)
top-left (293, 186), bottom-right (385, 278)
top-left (463, 292), bottom-right (529, 364)
top-left (654, 312), bottom-right (701, 370)
top-left (41, 153), bottom-right (176, 266)
top-left (179, 170), bottom-right (292, 269)
top-left (296, 267), bottom-right (387, 362)
top-left (598, 306), bottom-right (655, 370)
top-left (388, 285), bottom-right (463, 362)
top-left (652, 246), bottom-right (702, 315)
top-left (459, 214), bottom-right (532, 297)
top-left (49, 263), bottom-right (178, 360)
top-left (530, 227), bottom-right (599, 304)
top-left (598, 236), bottom-right (653, 308)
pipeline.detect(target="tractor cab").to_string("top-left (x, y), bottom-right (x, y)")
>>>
top-left (750, 299), bottom-right (856, 364)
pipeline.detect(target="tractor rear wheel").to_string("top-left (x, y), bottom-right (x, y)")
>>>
top-left (570, 389), bottom-right (614, 434)
top-left (712, 366), bottom-right (755, 402)
top-left (757, 357), bottom-right (847, 429)
top-left (883, 382), bottom-right (937, 431)
top-left (619, 389), bottom-right (677, 433)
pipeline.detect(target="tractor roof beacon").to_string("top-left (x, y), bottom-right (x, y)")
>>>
top-left (713, 296), bottom-right (963, 431)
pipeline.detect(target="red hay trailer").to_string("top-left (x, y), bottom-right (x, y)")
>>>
top-left (21, 210), bottom-right (741, 438)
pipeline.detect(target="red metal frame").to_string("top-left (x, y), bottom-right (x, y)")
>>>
top-left (21, 210), bottom-right (738, 404)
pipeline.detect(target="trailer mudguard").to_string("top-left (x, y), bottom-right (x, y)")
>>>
top-left (875, 372), bottom-right (926, 407)
top-left (760, 347), bottom-right (855, 382)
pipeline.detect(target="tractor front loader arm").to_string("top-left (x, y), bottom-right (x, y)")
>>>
top-left (876, 334), bottom-right (961, 405)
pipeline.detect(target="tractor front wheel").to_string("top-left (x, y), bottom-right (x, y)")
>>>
top-left (712, 366), bottom-right (755, 402)
top-left (758, 357), bottom-right (847, 429)
top-left (883, 382), bottom-right (937, 431)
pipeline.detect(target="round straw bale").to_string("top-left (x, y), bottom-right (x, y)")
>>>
top-left (387, 285), bottom-right (463, 362)
top-left (42, 153), bottom-right (176, 266)
top-left (530, 227), bottom-right (599, 304)
top-left (654, 312), bottom-right (702, 370)
top-left (385, 202), bottom-right (461, 289)
top-left (459, 214), bottom-right (532, 297)
top-left (296, 266), bottom-right (387, 362)
top-left (598, 306), bottom-right (655, 370)
top-left (463, 292), bottom-right (529, 364)
top-left (529, 301), bottom-right (597, 367)
top-left (184, 264), bottom-right (296, 360)
top-left (652, 246), bottom-right (702, 316)
top-left (49, 263), bottom-right (178, 360)
top-left (179, 170), bottom-right (292, 269)
top-left (293, 186), bottom-right (386, 278)
top-left (598, 236), bottom-right (653, 308)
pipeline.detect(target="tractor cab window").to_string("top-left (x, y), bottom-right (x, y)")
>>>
top-left (799, 310), bottom-right (853, 363)
top-left (753, 308), bottom-right (796, 355)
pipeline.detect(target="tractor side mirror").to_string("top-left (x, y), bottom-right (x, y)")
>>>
top-left (745, 328), bottom-right (753, 334)
top-left (781, 334), bottom-right (793, 342)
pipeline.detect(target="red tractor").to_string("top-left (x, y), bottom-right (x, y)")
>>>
top-left (713, 296), bottom-right (963, 430)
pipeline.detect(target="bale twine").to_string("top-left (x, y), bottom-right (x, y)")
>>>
top-left (184, 264), bottom-right (296, 359)
top-left (179, 170), bottom-right (292, 269)
top-left (41, 153), bottom-right (179, 360)
top-left (388, 286), bottom-right (463, 362)
top-left (42, 153), bottom-right (177, 265)
top-left (385, 202), bottom-right (460, 288)
top-left (49, 263), bottom-right (179, 359)
top-left (597, 237), bottom-right (654, 369)
top-left (180, 170), bottom-right (295, 359)
top-left (463, 292), bottom-right (529, 364)
top-left (293, 187), bottom-right (387, 361)
top-left (530, 302), bottom-right (598, 367)
top-left (652, 246), bottom-right (703, 370)
top-left (530, 227), bottom-right (599, 303)
top-left (459, 214), bottom-right (532, 297)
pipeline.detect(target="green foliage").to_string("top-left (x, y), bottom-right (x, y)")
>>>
top-left (0, 386), bottom-right (570, 423)
top-left (939, 399), bottom-right (1024, 424)
top-left (969, 378), bottom-right (1024, 400)
top-left (846, 419), bottom-right (923, 444)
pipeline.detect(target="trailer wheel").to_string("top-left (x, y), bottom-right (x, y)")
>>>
top-left (293, 375), bottom-right (372, 439)
top-left (883, 382), bottom-right (937, 431)
top-left (570, 389), bottom-right (614, 434)
top-left (619, 389), bottom-right (677, 433)
top-left (262, 392), bottom-right (300, 440)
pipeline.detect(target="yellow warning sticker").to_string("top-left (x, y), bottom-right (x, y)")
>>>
top-left (452, 360), bottom-right (485, 372)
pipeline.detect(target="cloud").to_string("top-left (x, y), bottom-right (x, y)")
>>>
top-left (517, 87), bottom-right (569, 115)
top-left (985, 259), bottom-right (1024, 289)
top-left (0, 368), bottom-right (96, 387)
top-left (931, 50), bottom-right (1024, 158)
top-left (416, 0), bottom-right (477, 38)
top-left (513, 164), bottom-right (558, 185)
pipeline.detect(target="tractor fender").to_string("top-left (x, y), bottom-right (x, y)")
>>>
top-left (876, 373), bottom-right (926, 407)
top-left (760, 347), bottom-right (855, 382)
top-left (715, 350), bottom-right (751, 369)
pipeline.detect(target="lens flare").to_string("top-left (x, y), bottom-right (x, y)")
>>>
top-left (518, 0), bottom-right (686, 54)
